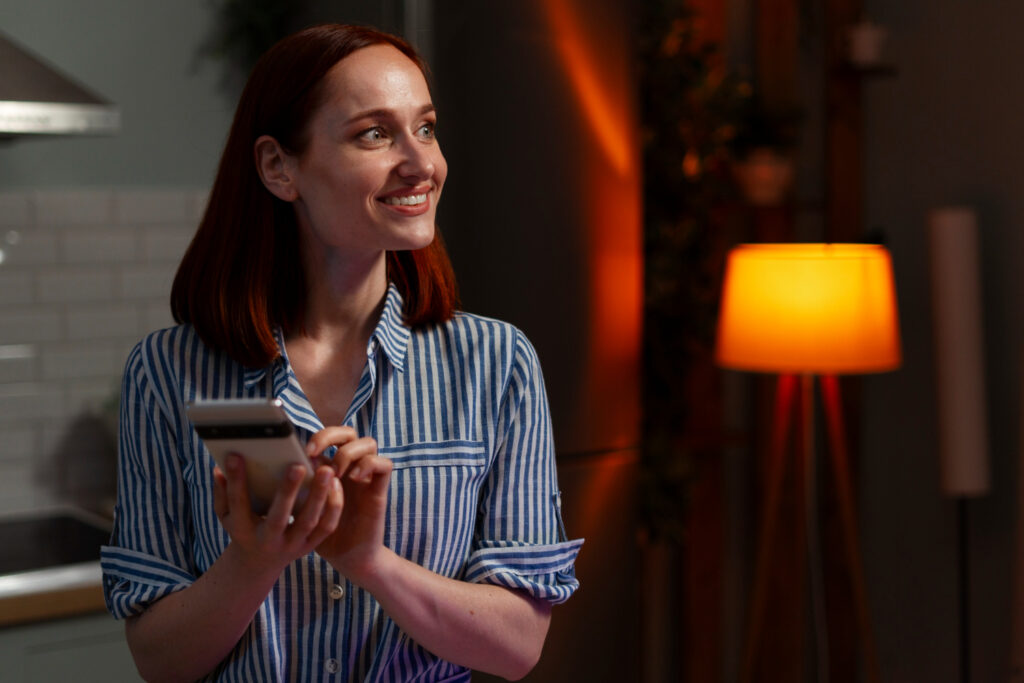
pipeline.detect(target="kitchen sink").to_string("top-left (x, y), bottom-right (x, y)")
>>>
top-left (0, 508), bottom-right (111, 623)
top-left (0, 511), bottom-right (110, 575)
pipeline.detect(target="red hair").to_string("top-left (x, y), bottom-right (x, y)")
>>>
top-left (171, 24), bottom-right (459, 368)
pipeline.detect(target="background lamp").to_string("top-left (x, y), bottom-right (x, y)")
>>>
top-left (715, 243), bottom-right (901, 682)
top-left (716, 243), bottom-right (901, 374)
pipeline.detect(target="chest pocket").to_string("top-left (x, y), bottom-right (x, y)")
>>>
top-left (382, 440), bottom-right (489, 575)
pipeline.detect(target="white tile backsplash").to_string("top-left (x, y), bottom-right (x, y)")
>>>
top-left (118, 264), bottom-right (177, 300)
top-left (0, 309), bottom-right (62, 344)
top-left (115, 189), bottom-right (194, 225)
top-left (0, 426), bottom-right (34, 462)
top-left (0, 462), bottom-right (46, 509)
top-left (61, 229), bottom-right (140, 264)
top-left (0, 272), bottom-right (33, 305)
top-left (0, 354), bottom-right (36, 383)
top-left (0, 193), bottom-right (33, 227)
top-left (0, 187), bottom-right (203, 515)
top-left (66, 305), bottom-right (141, 340)
top-left (0, 383), bottom-right (65, 422)
top-left (187, 190), bottom-right (210, 223)
top-left (2, 231), bottom-right (57, 266)
top-left (42, 346), bottom-right (121, 380)
top-left (143, 303), bottom-right (176, 334)
top-left (142, 226), bottom-right (192, 264)
top-left (34, 189), bottom-right (116, 227)
top-left (37, 268), bottom-right (116, 304)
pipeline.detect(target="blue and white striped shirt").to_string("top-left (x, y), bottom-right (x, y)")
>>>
top-left (101, 284), bottom-right (583, 682)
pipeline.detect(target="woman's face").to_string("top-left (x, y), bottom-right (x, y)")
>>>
top-left (287, 44), bottom-right (446, 261)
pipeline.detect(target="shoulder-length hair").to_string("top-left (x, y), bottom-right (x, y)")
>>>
top-left (171, 24), bottom-right (459, 368)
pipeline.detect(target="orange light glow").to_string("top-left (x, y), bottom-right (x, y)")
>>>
top-left (542, 0), bottom-right (634, 176)
top-left (715, 244), bottom-right (902, 374)
top-left (538, 0), bottom-right (643, 454)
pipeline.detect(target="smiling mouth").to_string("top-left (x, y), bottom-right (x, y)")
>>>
top-left (381, 193), bottom-right (427, 206)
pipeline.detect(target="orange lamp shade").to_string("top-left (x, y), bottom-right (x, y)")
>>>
top-left (715, 243), bottom-right (902, 374)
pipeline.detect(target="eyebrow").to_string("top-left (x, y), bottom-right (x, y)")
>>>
top-left (345, 103), bottom-right (436, 125)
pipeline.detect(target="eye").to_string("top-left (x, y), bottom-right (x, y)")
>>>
top-left (417, 122), bottom-right (436, 140)
top-left (357, 127), bottom-right (389, 144)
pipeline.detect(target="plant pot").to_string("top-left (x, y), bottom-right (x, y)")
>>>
top-left (732, 148), bottom-right (796, 207)
top-left (846, 20), bottom-right (887, 67)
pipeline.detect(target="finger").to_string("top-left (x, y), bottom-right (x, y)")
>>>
top-left (334, 437), bottom-right (379, 478)
top-left (349, 454), bottom-right (393, 487)
top-left (290, 465), bottom-right (335, 536)
top-left (263, 464), bottom-right (308, 532)
top-left (306, 426), bottom-right (359, 458)
top-left (368, 458), bottom-right (393, 497)
top-left (224, 453), bottom-right (253, 518)
top-left (307, 476), bottom-right (343, 546)
top-left (212, 467), bottom-right (228, 519)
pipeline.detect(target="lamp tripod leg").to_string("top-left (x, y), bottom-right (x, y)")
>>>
top-left (821, 375), bottom-right (882, 683)
top-left (804, 374), bottom-right (830, 682)
top-left (741, 374), bottom-right (798, 683)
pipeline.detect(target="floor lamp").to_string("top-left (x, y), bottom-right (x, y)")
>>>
top-left (715, 243), bottom-right (902, 683)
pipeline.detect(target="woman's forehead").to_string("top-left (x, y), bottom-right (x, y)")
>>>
top-left (320, 44), bottom-right (432, 115)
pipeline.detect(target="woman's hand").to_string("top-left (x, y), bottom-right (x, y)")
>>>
top-left (212, 453), bottom-right (343, 576)
top-left (306, 426), bottom-right (393, 582)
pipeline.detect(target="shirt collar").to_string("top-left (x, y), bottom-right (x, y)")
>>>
top-left (242, 329), bottom-right (288, 391)
top-left (372, 283), bottom-right (411, 373)
top-left (242, 282), bottom-right (411, 390)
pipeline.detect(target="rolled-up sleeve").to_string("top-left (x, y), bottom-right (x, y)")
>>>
top-left (466, 330), bottom-right (583, 604)
top-left (101, 337), bottom-right (197, 618)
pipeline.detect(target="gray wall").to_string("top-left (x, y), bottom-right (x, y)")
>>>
top-left (862, 1), bottom-right (1020, 680)
top-left (0, 0), bottom-right (233, 187)
top-left (0, 0), bottom-right (406, 188)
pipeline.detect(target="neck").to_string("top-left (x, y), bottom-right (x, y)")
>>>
top-left (299, 248), bottom-right (389, 347)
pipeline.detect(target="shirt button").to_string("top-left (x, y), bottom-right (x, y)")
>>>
top-left (324, 658), bottom-right (340, 674)
top-left (329, 583), bottom-right (345, 599)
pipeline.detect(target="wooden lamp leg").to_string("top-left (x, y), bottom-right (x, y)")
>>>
top-left (741, 374), bottom-right (798, 683)
top-left (821, 374), bottom-right (881, 683)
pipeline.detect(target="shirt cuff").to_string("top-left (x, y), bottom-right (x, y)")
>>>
top-left (463, 538), bottom-right (584, 605)
top-left (100, 545), bottom-right (196, 619)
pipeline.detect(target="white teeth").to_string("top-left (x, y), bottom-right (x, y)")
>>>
top-left (383, 193), bottom-right (427, 206)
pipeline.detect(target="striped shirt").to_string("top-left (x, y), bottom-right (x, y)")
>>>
top-left (101, 284), bottom-right (583, 682)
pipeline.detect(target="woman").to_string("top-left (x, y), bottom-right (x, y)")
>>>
top-left (101, 24), bottom-right (582, 682)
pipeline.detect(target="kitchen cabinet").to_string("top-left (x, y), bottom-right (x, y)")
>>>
top-left (0, 612), bottom-right (138, 682)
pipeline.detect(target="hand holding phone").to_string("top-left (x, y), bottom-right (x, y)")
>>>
top-left (186, 398), bottom-right (314, 515)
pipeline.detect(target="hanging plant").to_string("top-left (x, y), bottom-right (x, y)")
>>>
top-left (636, 0), bottom-right (749, 542)
top-left (198, 0), bottom-right (309, 88)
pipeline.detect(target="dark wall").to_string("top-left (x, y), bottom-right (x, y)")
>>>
top-left (429, 1), bottom-right (644, 680)
top-left (862, 1), bottom-right (1021, 680)
top-left (431, 0), bottom-right (642, 458)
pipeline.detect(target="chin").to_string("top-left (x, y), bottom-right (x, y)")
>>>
top-left (393, 224), bottom-right (436, 250)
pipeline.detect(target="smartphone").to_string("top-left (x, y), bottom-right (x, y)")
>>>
top-left (186, 398), bottom-right (314, 515)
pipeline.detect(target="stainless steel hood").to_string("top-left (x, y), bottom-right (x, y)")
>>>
top-left (0, 32), bottom-right (120, 137)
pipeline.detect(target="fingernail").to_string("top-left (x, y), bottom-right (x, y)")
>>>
top-left (306, 441), bottom-right (317, 455)
top-left (349, 466), bottom-right (362, 480)
top-left (333, 478), bottom-right (342, 492)
top-left (289, 465), bottom-right (304, 481)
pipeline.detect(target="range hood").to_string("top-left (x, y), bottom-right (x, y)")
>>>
top-left (0, 32), bottom-right (120, 138)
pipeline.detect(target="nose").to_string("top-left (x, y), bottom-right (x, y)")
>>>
top-left (396, 138), bottom-right (436, 181)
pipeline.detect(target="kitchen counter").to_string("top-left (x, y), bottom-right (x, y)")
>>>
top-left (0, 508), bottom-right (110, 628)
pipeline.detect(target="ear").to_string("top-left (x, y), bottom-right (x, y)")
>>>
top-left (254, 135), bottom-right (299, 202)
